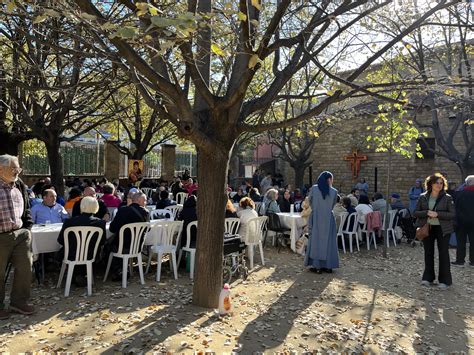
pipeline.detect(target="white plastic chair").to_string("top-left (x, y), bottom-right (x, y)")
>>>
top-left (244, 216), bottom-right (268, 270)
top-left (342, 212), bottom-right (359, 253)
top-left (224, 218), bottom-right (240, 238)
top-left (103, 222), bottom-right (150, 288)
top-left (57, 226), bottom-right (104, 297)
top-left (150, 209), bottom-right (174, 220)
top-left (141, 188), bottom-right (153, 199)
top-left (165, 205), bottom-right (182, 220)
top-left (382, 210), bottom-right (399, 247)
top-left (146, 221), bottom-right (183, 281)
top-left (177, 221), bottom-right (197, 280)
top-left (336, 212), bottom-right (349, 254)
top-left (175, 192), bottom-right (188, 205)
top-left (359, 212), bottom-right (379, 250)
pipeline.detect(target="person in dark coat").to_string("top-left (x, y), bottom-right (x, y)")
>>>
top-left (414, 173), bottom-right (455, 289)
top-left (109, 191), bottom-right (149, 251)
top-left (107, 191), bottom-right (149, 280)
top-left (57, 197), bottom-right (106, 286)
top-left (156, 190), bottom-right (176, 209)
top-left (453, 175), bottom-right (474, 266)
top-left (178, 195), bottom-right (197, 249)
top-left (278, 189), bottom-right (293, 213)
top-left (72, 186), bottom-right (109, 221)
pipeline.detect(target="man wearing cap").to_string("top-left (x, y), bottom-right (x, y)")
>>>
top-left (390, 193), bottom-right (405, 211)
top-left (0, 155), bottom-right (35, 319)
top-left (452, 175), bottom-right (474, 267)
top-left (408, 179), bottom-right (424, 214)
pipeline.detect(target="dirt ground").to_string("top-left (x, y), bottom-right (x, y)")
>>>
top-left (0, 242), bottom-right (472, 354)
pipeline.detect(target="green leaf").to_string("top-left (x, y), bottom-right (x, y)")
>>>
top-left (237, 12), bottom-right (247, 21)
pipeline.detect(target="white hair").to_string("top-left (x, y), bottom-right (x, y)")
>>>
top-left (465, 175), bottom-right (474, 186)
top-left (265, 188), bottom-right (279, 201)
top-left (0, 154), bottom-right (19, 167)
top-left (80, 196), bottom-right (99, 214)
top-left (132, 191), bottom-right (147, 203)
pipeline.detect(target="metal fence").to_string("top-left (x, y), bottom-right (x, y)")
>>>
top-left (22, 141), bottom-right (104, 176)
top-left (23, 140), bottom-right (196, 179)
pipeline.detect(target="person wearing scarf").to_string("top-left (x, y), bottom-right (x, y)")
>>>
top-left (304, 171), bottom-right (339, 274)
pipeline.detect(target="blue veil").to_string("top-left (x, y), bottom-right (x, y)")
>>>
top-left (317, 171), bottom-right (333, 199)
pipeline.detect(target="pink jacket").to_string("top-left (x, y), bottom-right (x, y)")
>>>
top-left (365, 211), bottom-right (382, 232)
top-left (100, 193), bottom-right (122, 208)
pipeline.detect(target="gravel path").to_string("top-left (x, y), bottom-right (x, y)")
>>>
top-left (1, 242), bottom-right (472, 353)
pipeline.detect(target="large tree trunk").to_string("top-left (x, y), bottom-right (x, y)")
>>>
top-left (44, 139), bottom-right (65, 196)
top-left (193, 147), bottom-right (229, 308)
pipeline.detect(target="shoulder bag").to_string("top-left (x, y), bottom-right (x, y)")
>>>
top-left (416, 194), bottom-right (442, 241)
top-left (416, 223), bottom-right (430, 241)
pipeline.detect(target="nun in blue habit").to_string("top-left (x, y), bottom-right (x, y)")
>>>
top-left (304, 171), bottom-right (339, 273)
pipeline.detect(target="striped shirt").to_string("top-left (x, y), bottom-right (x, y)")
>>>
top-left (0, 180), bottom-right (24, 232)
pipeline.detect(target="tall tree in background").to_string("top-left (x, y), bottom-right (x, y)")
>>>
top-left (0, 6), bottom-right (119, 194)
top-left (104, 85), bottom-right (176, 160)
top-left (0, 62), bottom-right (33, 155)
top-left (368, 2), bottom-right (473, 178)
top-left (2, 0), bottom-right (457, 307)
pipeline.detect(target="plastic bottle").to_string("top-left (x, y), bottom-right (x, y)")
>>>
top-left (218, 283), bottom-right (232, 315)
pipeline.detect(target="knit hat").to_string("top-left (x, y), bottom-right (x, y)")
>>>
top-left (391, 193), bottom-right (401, 199)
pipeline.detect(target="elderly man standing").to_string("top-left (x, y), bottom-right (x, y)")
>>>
top-left (453, 175), bottom-right (474, 267)
top-left (0, 155), bottom-right (35, 319)
top-left (31, 189), bottom-right (69, 224)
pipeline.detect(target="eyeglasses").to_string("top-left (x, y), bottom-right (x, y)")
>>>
top-left (11, 167), bottom-right (22, 174)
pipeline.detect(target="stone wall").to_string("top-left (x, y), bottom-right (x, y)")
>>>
top-left (304, 109), bottom-right (463, 207)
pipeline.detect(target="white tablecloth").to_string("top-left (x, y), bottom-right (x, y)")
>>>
top-left (31, 219), bottom-right (168, 256)
top-left (276, 212), bottom-right (305, 252)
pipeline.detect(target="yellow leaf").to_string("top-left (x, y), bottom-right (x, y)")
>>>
top-left (33, 14), bottom-right (48, 24)
top-left (6, 1), bottom-right (15, 13)
top-left (326, 90), bottom-right (334, 96)
top-left (237, 12), bottom-right (247, 21)
top-left (149, 6), bottom-right (159, 16)
top-left (251, 0), bottom-right (261, 11)
top-left (248, 54), bottom-right (261, 69)
top-left (211, 43), bottom-right (225, 56)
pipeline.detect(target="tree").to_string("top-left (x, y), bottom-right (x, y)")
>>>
top-left (268, 122), bottom-right (322, 190)
top-left (367, 2), bottom-right (473, 178)
top-left (103, 85), bottom-right (176, 160)
top-left (0, 61), bottom-right (34, 155)
top-left (0, 5), bottom-right (118, 193)
top-left (8, 0), bottom-right (456, 307)
top-left (367, 100), bottom-right (423, 257)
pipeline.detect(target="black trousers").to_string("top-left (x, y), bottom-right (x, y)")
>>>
top-left (422, 225), bottom-right (452, 285)
top-left (455, 225), bottom-right (474, 264)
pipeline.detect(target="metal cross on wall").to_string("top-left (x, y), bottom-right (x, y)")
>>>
top-left (343, 149), bottom-right (368, 179)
